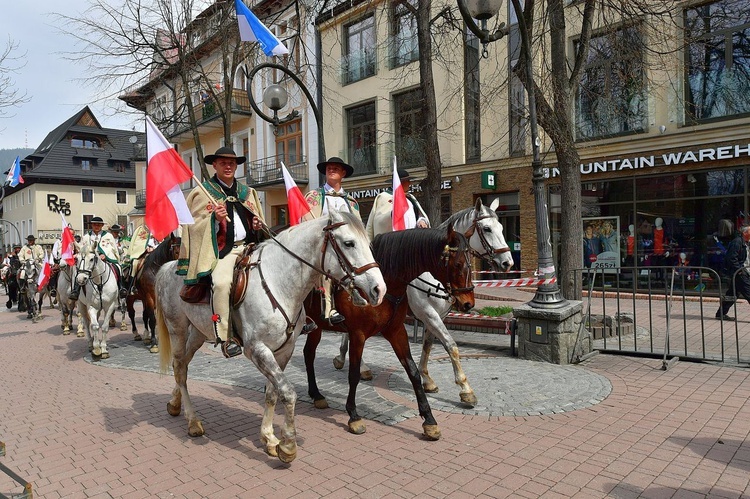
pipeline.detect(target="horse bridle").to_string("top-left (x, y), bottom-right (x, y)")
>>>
top-left (320, 221), bottom-right (379, 294)
top-left (464, 213), bottom-right (511, 267)
top-left (77, 254), bottom-right (114, 288)
top-left (407, 240), bottom-right (475, 301)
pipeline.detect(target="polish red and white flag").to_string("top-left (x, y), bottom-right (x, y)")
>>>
top-left (60, 213), bottom-right (76, 266)
top-left (37, 252), bottom-right (51, 288)
top-left (281, 162), bottom-right (311, 225)
top-left (391, 157), bottom-right (409, 231)
top-left (145, 116), bottom-right (195, 240)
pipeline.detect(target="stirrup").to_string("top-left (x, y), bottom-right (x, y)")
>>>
top-left (323, 310), bottom-right (345, 325)
top-left (221, 338), bottom-right (243, 358)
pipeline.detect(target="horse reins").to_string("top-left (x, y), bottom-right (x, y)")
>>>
top-left (464, 213), bottom-right (511, 266)
top-left (77, 256), bottom-right (114, 310)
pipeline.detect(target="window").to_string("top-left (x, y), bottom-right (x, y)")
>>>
top-left (116, 190), bottom-right (127, 204)
top-left (391, 0), bottom-right (419, 67)
top-left (576, 26), bottom-right (646, 140)
top-left (28, 190), bottom-right (31, 204)
top-left (685, 0), bottom-right (750, 122)
top-left (82, 189), bottom-right (93, 203)
top-left (394, 89), bottom-right (425, 168)
top-left (465, 28), bottom-right (481, 162)
top-left (343, 16), bottom-right (377, 84)
top-left (83, 215), bottom-right (95, 232)
top-left (117, 215), bottom-right (128, 231)
top-left (81, 159), bottom-right (92, 171)
top-left (70, 137), bottom-right (100, 149)
top-left (114, 162), bottom-right (126, 173)
top-left (275, 120), bottom-right (303, 167)
top-left (347, 101), bottom-right (377, 176)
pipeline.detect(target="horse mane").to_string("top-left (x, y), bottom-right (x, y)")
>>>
top-left (438, 204), bottom-right (495, 231)
top-left (371, 229), bottom-right (468, 282)
top-left (144, 236), bottom-right (178, 268)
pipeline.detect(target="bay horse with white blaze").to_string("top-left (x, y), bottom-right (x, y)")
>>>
top-left (156, 211), bottom-right (385, 463)
top-left (302, 225), bottom-right (475, 439)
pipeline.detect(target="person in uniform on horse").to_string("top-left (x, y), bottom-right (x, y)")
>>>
top-left (366, 168), bottom-right (429, 241)
top-left (69, 216), bottom-right (128, 300)
top-left (177, 146), bottom-right (265, 358)
top-left (19, 235), bottom-right (45, 280)
top-left (109, 224), bottom-right (127, 261)
top-left (302, 156), bottom-right (360, 325)
top-left (127, 225), bottom-right (159, 287)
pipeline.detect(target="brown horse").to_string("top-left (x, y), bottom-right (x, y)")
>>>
top-left (126, 235), bottom-right (180, 352)
top-left (302, 225), bottom-right (474, 440)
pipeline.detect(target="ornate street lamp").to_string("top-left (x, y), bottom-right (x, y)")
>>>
top-left (245, 63), bottom-right (325, 159)
top-left (457, 0), bottom-right (565, 308)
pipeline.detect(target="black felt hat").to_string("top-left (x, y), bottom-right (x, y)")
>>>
top-left (317, 157), bottom-right (354, 178)
top-left (26, 235), bottom-right (35, 241)
top-left (110, 224), bottom-right (122, 231)
top-left (91, 216), bottom-right (104, 223)
top-left (204, 146), bottom-right (246, 165)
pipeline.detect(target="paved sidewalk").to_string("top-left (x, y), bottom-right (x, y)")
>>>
top-left (1, 299), bottom-right (749, 498)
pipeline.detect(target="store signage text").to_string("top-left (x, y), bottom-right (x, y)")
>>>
top-left (349, 179), bottom-right (453, 200)
top-left (47, 194), bottom-right (71, 216)
top-left (548, 143), bottom-right (750, 177)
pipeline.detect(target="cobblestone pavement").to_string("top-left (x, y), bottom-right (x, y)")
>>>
top-left (1, 299), bottom-right (750, 498)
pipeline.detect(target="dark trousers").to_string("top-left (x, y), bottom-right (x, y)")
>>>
top-left (718, 272), bottom-right (750, 316)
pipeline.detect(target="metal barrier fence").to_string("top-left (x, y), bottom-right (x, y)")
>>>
top-left (570, 265), bottom-right (750, 365)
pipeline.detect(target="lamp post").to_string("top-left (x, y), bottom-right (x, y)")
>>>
top-left (0, 219), bottom-right (22, 252)
top-left (458, 0), bottom-right (565, 308)
top-left (245, 63), bottom-right (325, 165)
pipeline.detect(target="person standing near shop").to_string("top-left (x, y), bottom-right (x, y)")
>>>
top-left (715, 225), bottom-right (750, 321)
top-left (303, 157), bottom-right (360, 324)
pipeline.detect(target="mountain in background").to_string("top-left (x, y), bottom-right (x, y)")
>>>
top-left (0, 148), bottom-right (34, 171)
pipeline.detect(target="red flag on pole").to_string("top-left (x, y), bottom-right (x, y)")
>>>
top-left (37, 252), bottom-right (51, 288)
top-left (145, 116), bottom-right (195, 240)
top-left (392, 157), bottom-right (408, 231)
top-left (281, 162), bottom-right (311, 225)
top-left (60, 213), bottom-right (76, 266)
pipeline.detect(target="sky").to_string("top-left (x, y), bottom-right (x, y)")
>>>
top-left (0, 2), bottom-right (136, 150)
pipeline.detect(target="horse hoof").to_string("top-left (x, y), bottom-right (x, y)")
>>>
top-left (101, 352), bottom-right (110, 360)
top-left (360, 370), bottom-right (373, 381)
top-left (422, 424), bottom-right (441, 441)
top-left (120, 324), bottom-right (128, 331)
top-left (460, 392), bottom-right (478, 407)
top-left (313, 398), bottom-right (329, 410)
top-left (167, 402), bottom-right (181, 417)
top-left (77, 332), bottom-right (85, 338)
top-left (188, 420), bottom-right (204, 437)
top-left (348, 419), bottom-right (366, 435)
top-left (423, 383), bottom-right (439, 394)
top-left (266, 443), bottom-right (278, 457)
top-left (143, 338), bottom-right (152, 346)
top-left (62, 330), bottom-right (71, 336)
top-left (276, 444), bottom-right (297, 463)
top-left (92, 347), bottom-right (102, 357)
top-left (133, 334), bottom-right (142, 341)
top-left (332, 357), bottom-right (345, 370)
top-left (149, 346), bottom-right (159, 354)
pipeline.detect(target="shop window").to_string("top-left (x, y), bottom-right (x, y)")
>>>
top-left (394, 88), bottom-right (425, 169)
top-left (343, 15), bottom-right (377, 84)
top-left (82, 189), bottom-right (93, 203)
top-left (390, 0), bottom-right (419, 68)
top-left (347, 101), bottom-right (377, 176)
top-left (685, 0), bottom-right (750, 122)
top-left (575, 25), bottom-right (646, 140)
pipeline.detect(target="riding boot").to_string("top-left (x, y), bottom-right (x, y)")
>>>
top-left (69, 283), bottom-right (81, 301)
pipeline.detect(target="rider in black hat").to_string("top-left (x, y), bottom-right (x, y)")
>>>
top-left (69, 217), bottom-right (128, 300)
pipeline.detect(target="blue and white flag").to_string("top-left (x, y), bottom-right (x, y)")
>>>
top-left (235, 0), bottom-right (289, 57)
top-left (5, 156), bottom-right (23, 187)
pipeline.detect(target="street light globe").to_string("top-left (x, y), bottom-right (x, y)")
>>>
top-left (262, 84), bottom-right (288, 112)
top-left (463, 0), bottom-right (503, 20)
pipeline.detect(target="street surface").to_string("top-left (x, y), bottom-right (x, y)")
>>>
top-left (1, 293), bottom-right (749, 498)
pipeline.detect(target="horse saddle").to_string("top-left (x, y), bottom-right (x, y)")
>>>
top-left (178, 244), bottom-right (256, 305)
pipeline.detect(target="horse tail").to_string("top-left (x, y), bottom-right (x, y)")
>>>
top-left (157, 304), bottom-right (172, 374)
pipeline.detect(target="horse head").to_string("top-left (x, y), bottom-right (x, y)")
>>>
top-left (442, 224), bottom-right (475, 312)
top-left (466, 198), bottom-right (514, 272)
top-left (76, 247), bottom-right (102, 286)
top-left (321, 210), bottom-right (385, 307)
top-left (24, 259), bottom-right (39, 285)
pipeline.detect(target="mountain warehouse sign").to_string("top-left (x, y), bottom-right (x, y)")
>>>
top-left (548, 143), bottom-right (750, 177)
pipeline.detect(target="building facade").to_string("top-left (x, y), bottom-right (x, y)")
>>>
top-left (0, 107), bottom-right (144, 253)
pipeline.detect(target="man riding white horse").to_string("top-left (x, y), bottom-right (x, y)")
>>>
top-left (19, 235), bottom-right (45, 280)
top-left (177, 146), bottom-right (265, 358)
top-left (303, 157), bottom-right (360, 325)
top-left (366, 168), bottom-right (429, 240)
top-left (69, 216), bottom-right (127, 300)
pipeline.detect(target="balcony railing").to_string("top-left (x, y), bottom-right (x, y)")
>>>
top-left (169, 88), bottom-right (252, 137)
top-left (246, 155), bottom-right (308, 187)
top-left (135, 189), bottom-right (146, 210)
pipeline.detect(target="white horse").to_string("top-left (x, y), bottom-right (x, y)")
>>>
top-left (56, 261), bottom-right (85, 336)
top-left (336, 198), bottom-right (513, 406)
top-left (156, 211), bottom-right (385, 463)
top-left (76, 245), bottom-right (121, 359)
